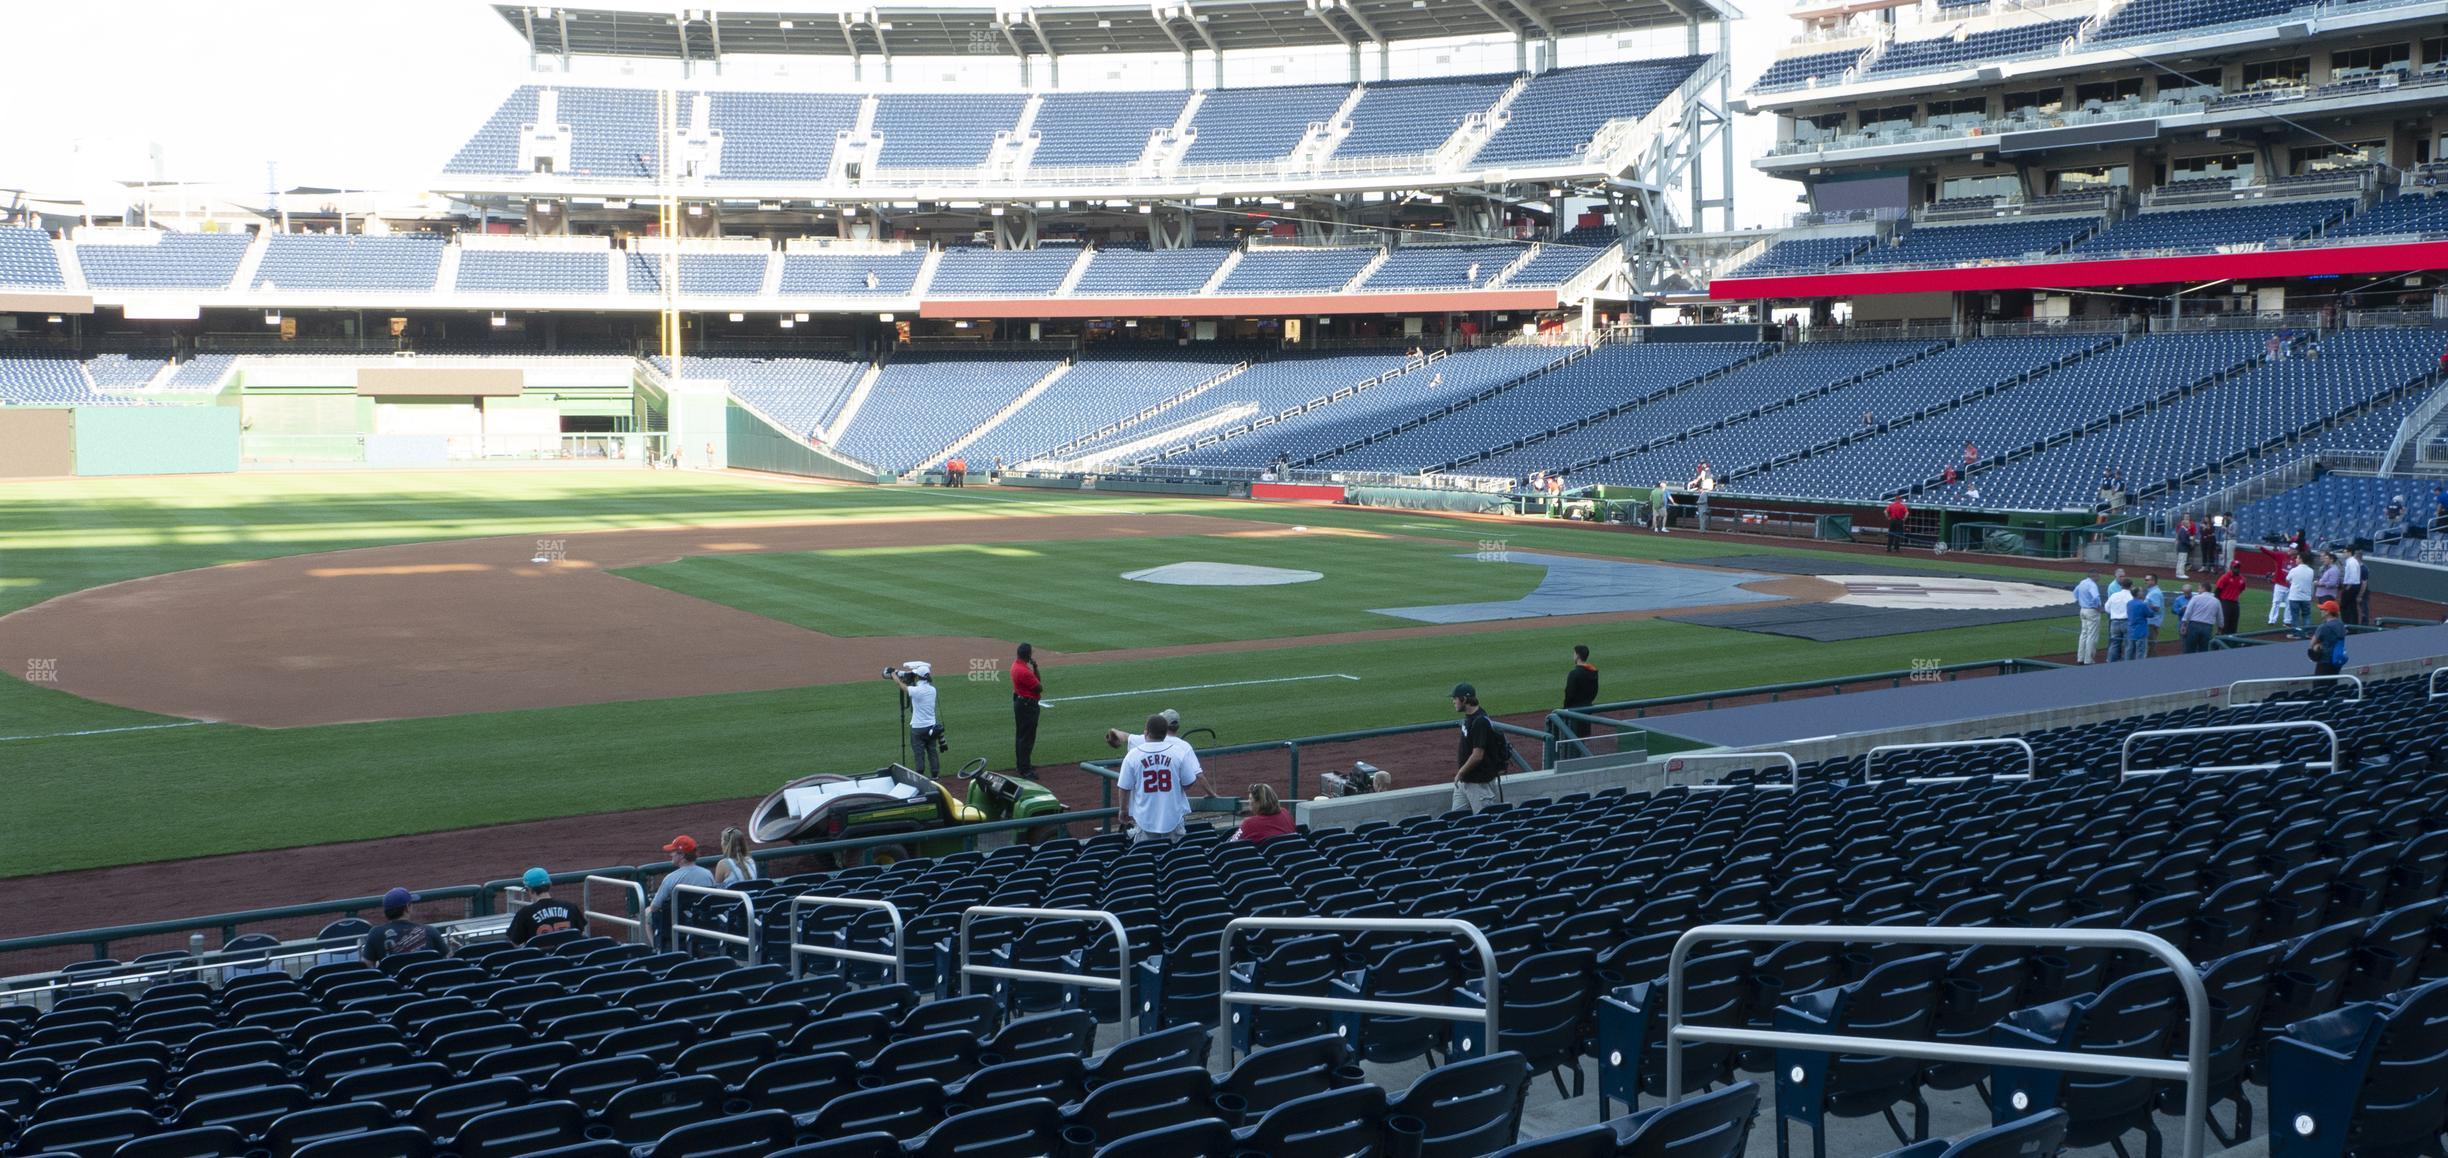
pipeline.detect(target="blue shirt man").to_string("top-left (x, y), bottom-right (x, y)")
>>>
top-left (2074, 576), bottom-right (2102, 610)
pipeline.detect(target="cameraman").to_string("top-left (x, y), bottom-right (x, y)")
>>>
top-left (885, 662), bottom-right (943, 776)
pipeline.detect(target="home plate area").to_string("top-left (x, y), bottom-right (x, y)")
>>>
top-left (1666, 571), bottom-right (2074, 642)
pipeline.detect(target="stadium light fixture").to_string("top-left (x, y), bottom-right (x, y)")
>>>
top-left (990, 205), bottom-right (1005, 216)
top-left (1138, 203), bottom-right (1154, 214)
top-left (879, 313), bottom-right (895, 322)
top-left (490, 313), bottom-right (508, 328)
top-left (779, 19), bottom-right (793, 27)
top-left (780, 318), bottom-right (795, 328)
top-left (728, 312), bottom-right (745, 322)
top-left (45, 314), bottom-right (62, 324)
top-left (263, 310), bottom-right (281, 326)
top-left (955, 320), bottom-right (973, 328)
top-left (795, 312), bottom-right (810, 322)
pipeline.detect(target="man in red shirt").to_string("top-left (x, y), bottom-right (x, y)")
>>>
top-left (1884, 498), bottom-right (1910, 553)
top-left (1009, 642), bottom-right (1042, 776)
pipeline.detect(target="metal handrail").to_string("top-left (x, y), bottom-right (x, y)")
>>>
top-left (2, 945), bottom-right (340, 1009)
top-left (1863, 738), bottom-right (2036, 783)
top-left (1218, 917), bottom-right (1500, 1063)
top-left (2433, 668), bottom-right (2447, 699)
top-left (583, 875), bottom-right (647, 945)
top-left (788, 895), bottom-right (905, 984)
top-left (957, 906), bottom-right (1133, 1037)
top-left (2226, 674), bottom-right (2364, 704)
top-left (1665, 923), bottom-right (2211, 1158)
top-left (670, 885), bottom-right (758, 964)
top-left (2121, 721), bottom-right (2340, 778)
top-left (1661, 750), bottom-right (1798, 791)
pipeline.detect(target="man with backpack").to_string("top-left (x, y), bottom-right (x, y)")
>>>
top-left (2311, 600), bottom-right (2349, 676)
top-left (1450, 682), bottom-right (1508, 813)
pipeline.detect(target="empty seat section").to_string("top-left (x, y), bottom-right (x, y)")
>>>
top-left (687, 356), bottom-right (867, 439)
top-left (1181, 84), bottom-right (1351, 165)
top-left (709, 92), bottom-right (862, 181)
top-left (1504, 240), bottom-right (1616, 287)
top-left (1475, 57), bottom-right (1710, 164)
top-left (453, 247), bottom-right (610, 294)
top-left (927, 247), bottom-right (1080, 297)
top-left (73, 232), bottom-right (249, 290)
top-left (963, 347), bottom-right (1251, 465)
top-left (1069, 245), bottom-right (1233, 296)
top-left (872, 93), bottom-right (1026, 168)
top-left (1336, 74), bottom-right (1512, 159)
top-left (1360, 244), bottom-right (1523, 291)
top-left (1752, 48), bottom-right (1866, 92)
top-left (624, 251), bottom-right (767, 296)
top-left (1865, 18), bottom-right (2082, 75)
top-left (1216, 247), bottom-right (1375, 293)
top-left (778, 250), bottom-right (926, 297)
top-left (1851, 216), bottom-right (2095, 268)
top-left (830, 352), bottom-right (1066, 471)
top-left (251, 234), bottom-right (446, 292)
top-left (1031, 91), bottom-right (1192, 168)
top-left (2072, 198), bottom-right (2355, 257)
top-left (1726, 235), bottom-right (1873, 277)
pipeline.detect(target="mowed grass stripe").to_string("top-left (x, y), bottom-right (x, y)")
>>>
top-left (614, 534), bottom-right (1546, 651)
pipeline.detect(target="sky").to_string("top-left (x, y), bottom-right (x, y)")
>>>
top-left (0, 0), bottom-right (1797, 229)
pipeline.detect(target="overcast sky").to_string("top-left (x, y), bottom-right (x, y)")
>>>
top-left (2, 0), bottom-right (1794, 228)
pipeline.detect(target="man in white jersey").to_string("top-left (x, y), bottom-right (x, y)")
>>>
top-left (1111, 712), bottom-right (1215, 843)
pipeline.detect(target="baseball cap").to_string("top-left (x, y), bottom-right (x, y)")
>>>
top-left (1157, 708), bottom-right (1180, 730)
top-left (903, 661), bottom-right (932, 677)
top-left (1450, 682), bottom-right (1476, 699)
top-left (382, 887), bottom-right (418, 909)
top-left (2319, 599), bottom-right (2341, 614)
top-left (522, 867), bottom-right (551, 890)
top-left (663, 835), bottom-right (698, 854)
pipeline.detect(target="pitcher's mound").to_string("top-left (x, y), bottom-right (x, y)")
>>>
top-left (1122, 561), bottom-right (1324, 586)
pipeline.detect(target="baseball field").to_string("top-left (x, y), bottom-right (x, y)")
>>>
top-left (0, 470), bottom-right (2189, 888)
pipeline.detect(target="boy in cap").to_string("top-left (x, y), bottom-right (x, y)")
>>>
top-left (649, 835), bottom-right (715, 951)
top-left (506, 868), bottom-right (588, 946)
top-left (1451, 683), bottom-right (1506, 813)
top-left (362, 887), bottom-right (442, 964)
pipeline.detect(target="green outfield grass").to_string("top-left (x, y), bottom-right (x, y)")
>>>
top-left (618, 533), bottom-right (1550, 649)
top-left (0, 471), bottom-right (2232, 879)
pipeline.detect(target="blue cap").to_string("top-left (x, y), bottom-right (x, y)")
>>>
top-left (382, 887), bottom-right (418, 909)
top-left (522, 868), bottom-right (551, 890)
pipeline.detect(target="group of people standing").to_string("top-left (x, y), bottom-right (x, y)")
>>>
top-left (2075, 570), bottom-right (2232, 662)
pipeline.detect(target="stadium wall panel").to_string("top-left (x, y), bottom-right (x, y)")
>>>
top-left (725, 401), bottom-right (882, 482)
top-left (0, 409), bottom-right (75, 478)
top-left (71, 406), bottom-right (240, 476)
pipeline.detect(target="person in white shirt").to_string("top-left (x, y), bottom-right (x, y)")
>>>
top-left (2073, 573), bottom-right (2104, 664)
top-left (887, 662), bottom-right (942, 776)
top-left (2340, 547), bottom-right (2367, 625)
top-left (2104, 579), bottom-right (2135, 662)
top-left (2268, 569), bottom-right (2289, 627)
top-left (2285, 558), bottom-right (2316, 637)
top-left (1111, 713), bottom-right (1214, 843)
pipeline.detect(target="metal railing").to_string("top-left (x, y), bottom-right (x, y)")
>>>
top-left (670, 884), bottom-right (758, 964)
top-left (1219, 917), bottom-right (1500, 1063)
top-left (1682, 750), bottom-right (1802, 789)
top-left (1863, 738), bottom-right (2036, 783)
top-left (956, 906), bottom-right (1132, 1036)
top-left (2226, 674), bottom-right (2364, 704)
top-left (2120, 720), bottom-right (2340, 779)
top-left (2, 944), bottom-right (342, 1011)
top-left (787, 895), bottom-right (905, 984)
top-left (1664, 924), bottom-right (2211, 1158)
top-left (1078, 718), bottom-right (1553, 806)
top-left (2432, 667), bottom-right (2447, 699)
top-left (582, 876), bottom-right (647, 945)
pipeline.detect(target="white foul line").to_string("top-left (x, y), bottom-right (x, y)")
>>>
top-left (0, 720), bottom-right (211, 743)
top-left (1043, 674), bottom-right (1361, 704)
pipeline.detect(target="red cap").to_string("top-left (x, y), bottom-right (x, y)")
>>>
top-left (663, 835), bottom-right (698, 854)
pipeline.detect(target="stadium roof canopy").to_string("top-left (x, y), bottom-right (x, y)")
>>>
top-left (493, 0), bottom-right (1731, 62)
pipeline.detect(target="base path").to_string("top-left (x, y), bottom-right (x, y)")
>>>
top-left (0, 512), bottom-right (1245, 728)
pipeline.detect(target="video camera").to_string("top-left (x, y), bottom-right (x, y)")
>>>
top-left (1317, 761), bottom-right (1393, 798)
